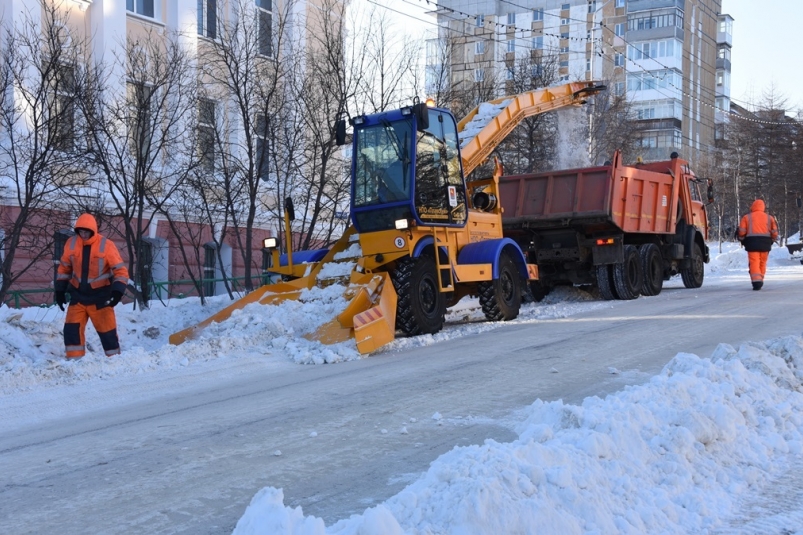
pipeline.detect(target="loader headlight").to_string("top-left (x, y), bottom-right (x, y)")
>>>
top-left (263, 237), bottom-right (278, 249)
top-left (394, 219), bottom-right (409, 230)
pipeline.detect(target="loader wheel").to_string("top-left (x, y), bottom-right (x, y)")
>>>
top-left (391, 256), bottom-right (445, 336)
top-left (612, 245), bottom-right (642, 300)
top-left (479, 252), bottom-right (522, 321)
top-left (595, 264), bottom-right (616, 301)
top-left (639, 243), bottom-right (664, 296)
top-left (681, 242), bottom-right (705, 289)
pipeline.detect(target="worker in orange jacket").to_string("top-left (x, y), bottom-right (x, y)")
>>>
top-left (54, 214), bottom-right (131, 358)
top-left (737, 199), bottom-right (779, 291)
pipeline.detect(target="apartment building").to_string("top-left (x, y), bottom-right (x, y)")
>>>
top-left (429, 0), bottom-right (723, 164)
top-left (0, 0), bottom-right (335, 304)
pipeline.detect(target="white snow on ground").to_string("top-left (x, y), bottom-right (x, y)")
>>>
top-left (3, 241), bottom-right (803, 534)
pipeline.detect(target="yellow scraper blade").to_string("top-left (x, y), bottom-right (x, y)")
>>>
top-left (304, 272), bottom-right (398, 354)
top-left (168, 279), bottom-right (309, 345)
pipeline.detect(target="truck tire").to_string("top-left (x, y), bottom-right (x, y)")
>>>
top-left (639, 244), bottom-right (663, 296)
top-left (681, 242), bottom-right (705, 289)
top-left (391, 256), bottom-right (445, 336)
top-left (613, 245), bottom-right (642, 300)
top-left (595, 264), bottom-right (616, 301)
top-left (479, 252), bottom-right (522, 321)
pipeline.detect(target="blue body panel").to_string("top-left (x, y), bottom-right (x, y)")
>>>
top-left (278, 248), bottom-right (328, 267)
top-left (457, 238), bottom-right (528, 279)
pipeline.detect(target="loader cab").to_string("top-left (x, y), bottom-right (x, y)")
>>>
top-left (349, 107), bottom-right (467, 233)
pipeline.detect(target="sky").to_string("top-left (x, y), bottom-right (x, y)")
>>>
top-left (4, 242), bottom-right (803, 534)
top-left (722, 0), bottom-right (803, 111)
top-left (356, 0), bottom-right (803, 113)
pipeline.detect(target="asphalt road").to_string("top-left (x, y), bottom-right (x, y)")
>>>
top-left (2, 270), bottom-right (802, 534)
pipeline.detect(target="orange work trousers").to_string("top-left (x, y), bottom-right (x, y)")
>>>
top-left (64, 302), bottom-right (121, 358)
top-left (747, 250), bottom-right (770, 283)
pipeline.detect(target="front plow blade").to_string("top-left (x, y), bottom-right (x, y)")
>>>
top-left (304, 272), bottom-right (398, 354)
top-left (168, 279), bottom-right (309, 345)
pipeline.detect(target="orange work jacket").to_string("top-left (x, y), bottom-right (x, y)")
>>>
top-left (55, 214), bottom-right (130, 305)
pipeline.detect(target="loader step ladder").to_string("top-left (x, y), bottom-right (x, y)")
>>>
top-left (432, 227), bottom-right (455, 292)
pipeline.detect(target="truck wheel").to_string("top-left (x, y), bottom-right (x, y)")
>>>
top-left (595, 264), bottom-right (616, 301)
top-left (639, 244), bottom-right (663, 296)
top-left (391, 256), bottom-right (445, 336)
top-left (613, 245), bottom-right (642, 300)
top-left (479, 252), bottom-right (522, 321)
top-left (681, 242), bottom-right (705, 289)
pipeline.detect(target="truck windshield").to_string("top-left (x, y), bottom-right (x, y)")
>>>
top-left (353, 119), bottom-right (413, 207)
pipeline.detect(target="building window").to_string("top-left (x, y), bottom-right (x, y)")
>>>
top-left (532, 36), bottom-right (543, 49)
top-left (615, 52), bottom-right (624, 66)
top-left (507, 39), bottom-right (515, 53)
top-left (615, 23), bottom-right (624, 37)
top-left (560, 46), bottom-right (569, 53)
top-left (560, 32), bottom-right (569, 39)
top-left (51, 64), bottom-right (76, 151)
top-left (127, 0), bottom-right (155, 18)
top-left (475, 41), bottom-right (485, 55)
top-left (561, 3), bottom-right (570, 10)
top-left (257, 0), bottom-right (272, 57)
top-left (476, 14), bottom-right (484, 27)
top-left (560, 60), bottom-right (569, 67)
top-left (506, 67), bottom-right (514, 80)
top-left (507, 13), bottom-right (515, 25)
top-left (198, 0), bottom-right (217, 39)
top-left (561, 18), bottom-right (570, 25)
top-left (616, 0), bottom-right (625, 7)
top-left (474, 68), bottom-right (484, 82)
top-left (588, 1), bottom-right (596, 13)
top-left (533, 9), bottom-right (544, 22)
top-left (198, 99), bottom-right (216, 172)
top-left (586, 59), bottom-right (591, 71)
top-left (127, 82), bottom-right (153, 160)
top-left (613, 81), bottom-right (625, 95)
top-left (256, 114), bottom-right (270, 182)
top-left (531, 64), bottom-right (543, 77)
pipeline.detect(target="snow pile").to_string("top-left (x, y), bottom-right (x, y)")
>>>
top-left (233, 336), bottom-right (803, 534)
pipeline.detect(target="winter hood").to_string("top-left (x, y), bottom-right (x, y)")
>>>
top-left (750, 199), bottom-right (766, 213)
top-left (74, 213), bottom-right (99, 244)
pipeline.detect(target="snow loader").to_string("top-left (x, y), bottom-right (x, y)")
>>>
top-left (169, 81), bottom-right (606, 353)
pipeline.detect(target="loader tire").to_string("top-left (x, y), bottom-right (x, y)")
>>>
top-left (595, 264), bottom-right (616, 301)
top-left (639, 243), bottom-right (664, 296)
top-left (479, 252), bottom-right (522, 321)
top-left (391, 256), bottom-right (445, 336)
top-left (681, 242), bottom-right (705, 289)
top-left (612, 245), bottom-right (642, 300)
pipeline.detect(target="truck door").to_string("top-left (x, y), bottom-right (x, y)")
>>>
top-left (414, 110), bottom-right (467, 227)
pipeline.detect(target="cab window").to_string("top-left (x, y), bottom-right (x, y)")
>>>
top-left (415, 110), bottom-right (466, 225)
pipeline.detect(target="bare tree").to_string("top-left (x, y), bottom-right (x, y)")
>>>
top-left (0, 1), bottom-right (88, 304)
top-left (200, 0), bottom-right (301, 292)
top-left (81, 29), bottom-right (200, 306)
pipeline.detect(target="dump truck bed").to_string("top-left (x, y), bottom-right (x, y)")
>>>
top-left (498, 153), bottom-right (681, 235)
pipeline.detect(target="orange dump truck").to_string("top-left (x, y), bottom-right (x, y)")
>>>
top-left (498, 150), bottom-right (711, 300)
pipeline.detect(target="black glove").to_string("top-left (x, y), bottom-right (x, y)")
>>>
top-left (106, 290), bottom-right (123, 308)
top-left (55, 291), bottom-right (66, 311)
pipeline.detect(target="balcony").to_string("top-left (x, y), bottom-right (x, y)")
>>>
top-left (627, 0), bottom-right (684, 12)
